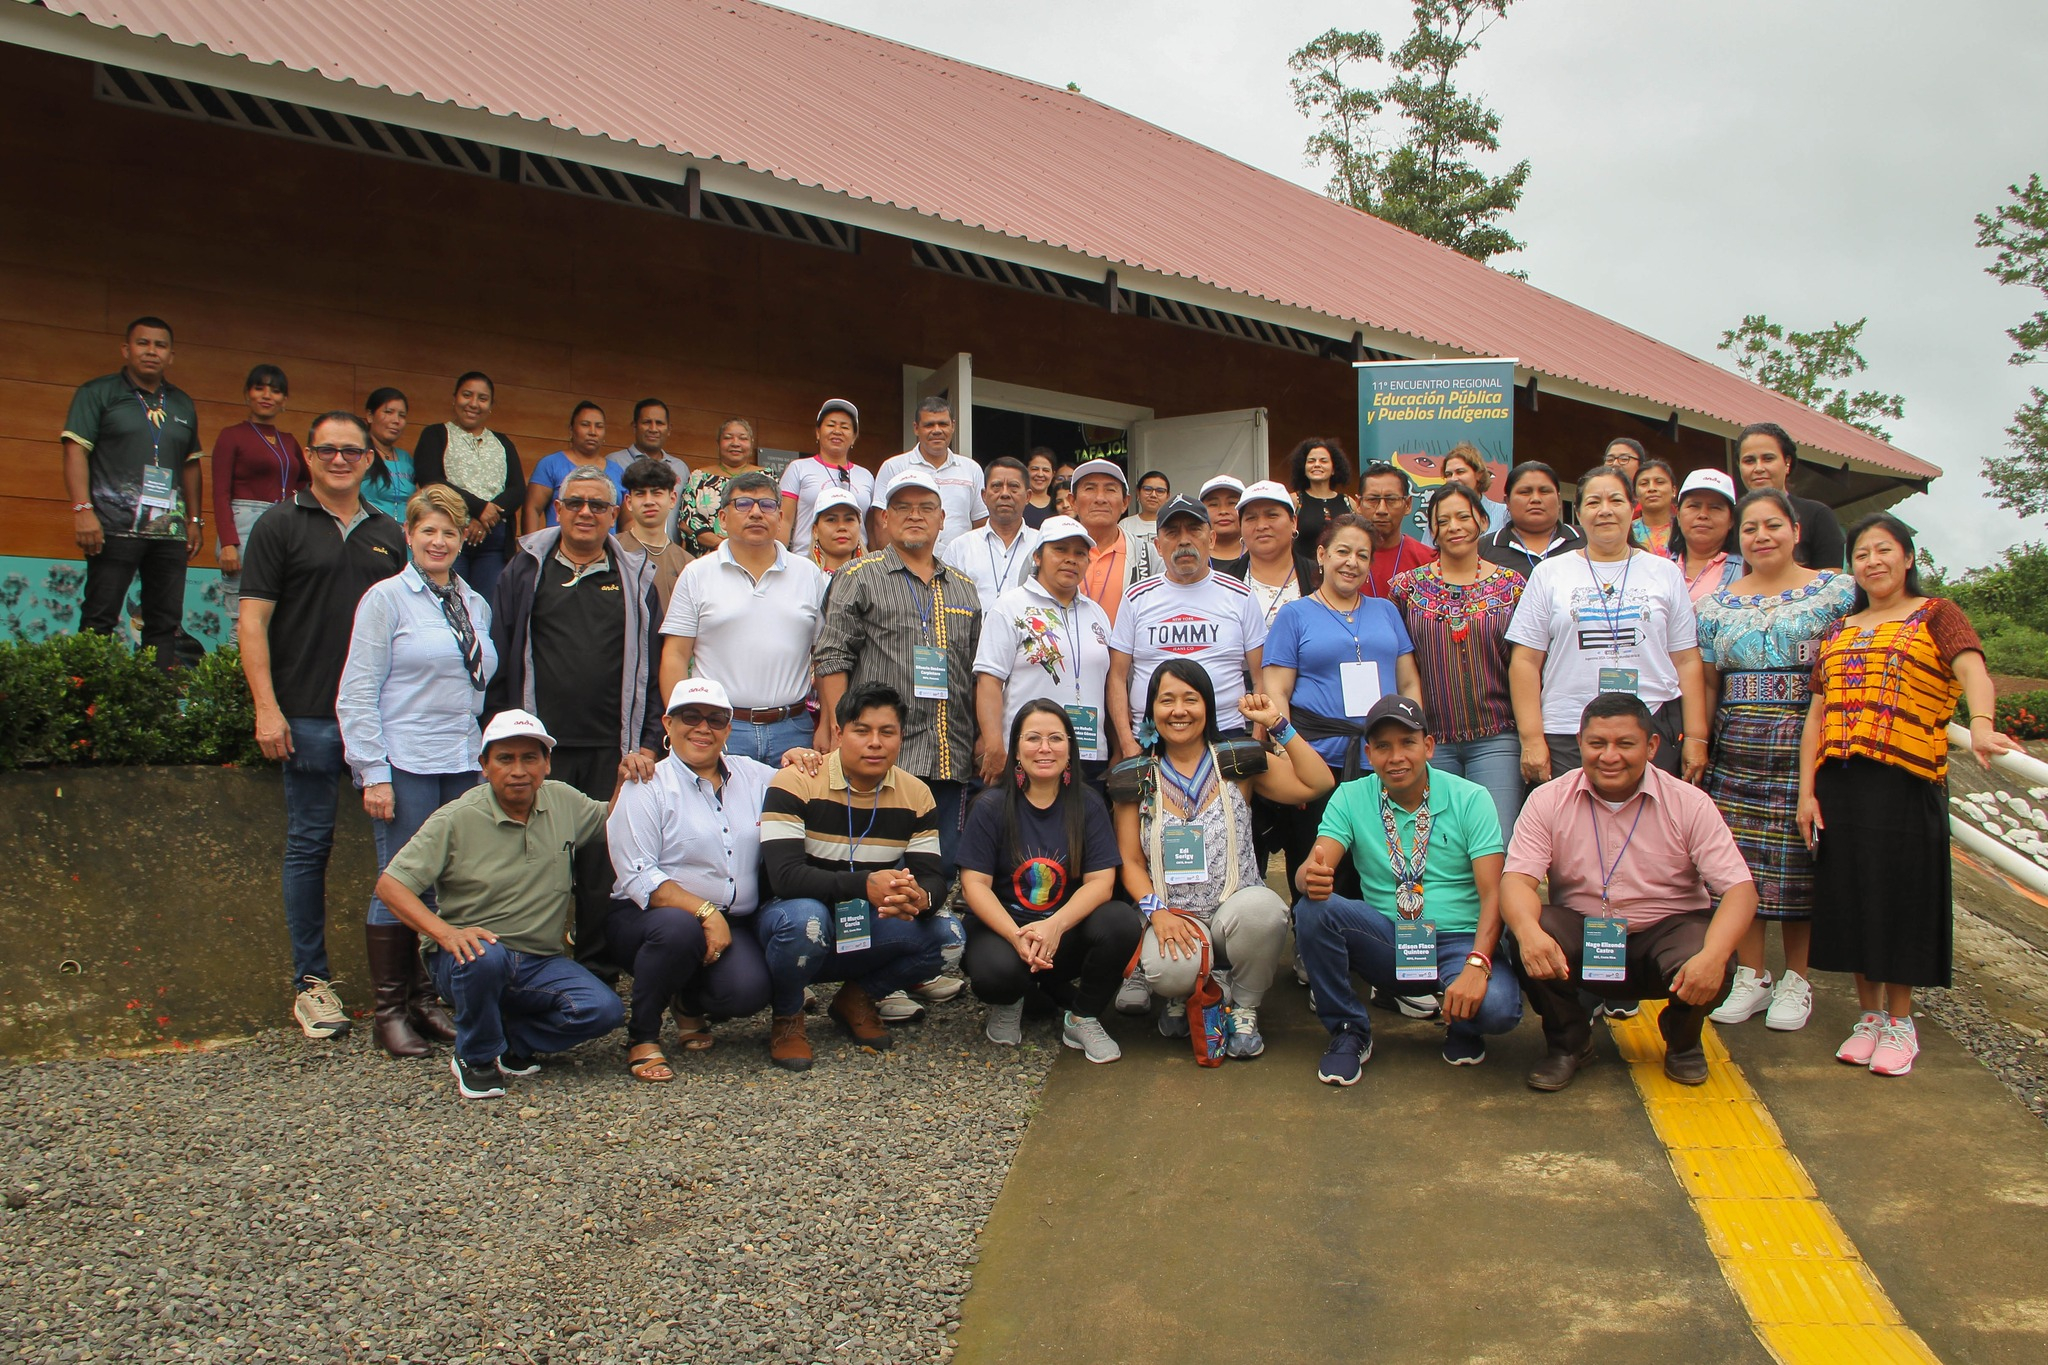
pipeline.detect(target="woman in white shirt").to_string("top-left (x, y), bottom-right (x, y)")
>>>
top-left (338, 485), bottom-right (497, 1058)
top-left (1506, 465), bottom-right (1709, 783)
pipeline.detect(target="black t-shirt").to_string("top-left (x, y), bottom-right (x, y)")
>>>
top-left (1789, 494), bottom-right (1845, 571)
top-left (956, 785), bottom-right (1119, 921)
top-left (239, 493), bottom-right (404, 718)
top-left (530, 551), bottom-right (626, 748)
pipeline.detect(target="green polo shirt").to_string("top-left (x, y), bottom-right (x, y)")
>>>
top-left (386, 779), bottom-right (609, 956)
top-left (1316, 770), bottom-right (1504, 934)
top-left (62, 372), bottom-right (203, 539)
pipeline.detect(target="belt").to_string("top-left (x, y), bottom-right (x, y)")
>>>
top-left (1720, 670), bottom-right (1811, 705)
top-left (729, 701), bottom-right (807, 724)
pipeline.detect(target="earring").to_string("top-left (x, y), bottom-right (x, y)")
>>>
top-left (1015, 764), bottom-right (1028, 790)
top-left (1061, 769), bottom-right (1072, 787)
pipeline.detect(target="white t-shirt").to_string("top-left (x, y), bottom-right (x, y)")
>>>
top-left (1108, 571), bottom-right (1270, 733)
top-left (943, 523), bottom-right (1040, 609)
top-left (780, 457), bottom-right (875, 555)
top-left (660, 544), bottom-right (828, 709)
top-left (1504, 549), bottom-right (1697, 733)
top-left (1243, 563), bottom-right (1304, 632)
top-left (876, 449), bottom-right (987, 549)
top-left (973, 577), bottom-right (1115, 762)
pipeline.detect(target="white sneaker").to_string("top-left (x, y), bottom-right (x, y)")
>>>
top-left (294, 976), bottom-right (351, 1040)
top-left (1226, 1007), bottom-right (1265, 1058)
top-left (1114, 974), bottom-right (1152, 1016)
top-left (1764, 970), bottom-right (1814, 1031)
top-left (875, 991), bottom-right (927, 1024)
top-left (1709, 966), bottom-right (1772, 1025)
top-left (1159, 999), bottom-right (1190, 1038)
top-left (910, 975), bottom-right (965, 1003)
top-left (984, 1000), bottom-right (1024, 1046)
top-left (1061, 1011), bottom-right (1122, 1063)
top-left (1293, 949), bottom-right (1310, 987)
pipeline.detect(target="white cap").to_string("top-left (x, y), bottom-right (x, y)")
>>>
top-left (665, 677), bottom-right (732, 713)
top-left (1677, 468), bottom-right (1738, 506)
top-left (816, 398), bottom-right (860, 428)
top-left (1199, 474), bottom-right (1246, 500)
top-left (479, 709), bottom-right (555, 758)
top-left (1035, 515), bottom-right (1094, 547)
top-left (814, 486), bottom-right (862, 516)
top-left (1237, 479), bottom-right (1294, 514)
top-left (883, 465), bottom-right (942, 503)
top-left (1069, 458), bottom-right (1127, 489)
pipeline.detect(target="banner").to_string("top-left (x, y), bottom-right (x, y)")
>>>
top-left (1355, 358), bottom-right (1516, 542)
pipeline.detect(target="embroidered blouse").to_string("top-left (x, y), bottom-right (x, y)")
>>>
top-left (1386, 561), bottom-right (1525, 743)
top-left (1809, 598), bottom-right (1982, 784)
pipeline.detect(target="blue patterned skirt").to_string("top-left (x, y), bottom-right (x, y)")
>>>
top-left (1706, 701), bottom-right (1811, 919)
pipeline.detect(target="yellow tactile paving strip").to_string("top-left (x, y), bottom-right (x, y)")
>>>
top-left (1610, 1003), bottom-right (1942, 1364)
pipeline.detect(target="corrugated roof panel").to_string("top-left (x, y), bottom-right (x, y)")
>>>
top-left (42, 0), bottom-right (1934, 477)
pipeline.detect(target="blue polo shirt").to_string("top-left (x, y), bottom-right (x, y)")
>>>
top-left (1316, 769), bottom-right (1504, 933)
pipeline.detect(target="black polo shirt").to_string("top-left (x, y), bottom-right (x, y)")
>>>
top-left (240, 492), bottom-right (405, 718)
top-left (531, 548), bottom-right (626, 748)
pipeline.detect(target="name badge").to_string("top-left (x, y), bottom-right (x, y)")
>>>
top-left (1597, 667), bottom-right (1640, 695)
top-left (1066, 704), bottom-right (1101, 753)
top-left (1582, 915), bottom-right (1629, 982)
top-left (135, 464), bottom-right (177, 532)
top-left (1339, 660), bottom-right (1383, 717)
top-left (1160, 826), bottom-right (1207, 884)
top-left (1394, 919), bottom-right (1437, 982)
top-left (912, 645), bottom-right (948, 700)
top-left (834, 897), bottom-right (874, 954)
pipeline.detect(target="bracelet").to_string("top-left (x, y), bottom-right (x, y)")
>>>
top-left (1269, 719), bottom-right (1297, 746)
top-left (190, 517), bottom-right (205, 526)
top-left (1683, 735), bottom-right (1707, 745)
top-left (1137, 894), bottom-right (1165, 915)
top-left (71, 502), bottom-right (93, 513)
top-left (1464, 952), bottom-right (1493, 978)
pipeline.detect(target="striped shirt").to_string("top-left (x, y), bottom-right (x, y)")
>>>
top-left (759, 752), bottom-right (946, 908)
top-left (1387, 562), bottom-right (1524, 743)
top-left (1811, 598), bottom-right (1981, 784)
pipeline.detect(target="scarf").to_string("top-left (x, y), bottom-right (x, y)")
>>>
top-left (425, 576), bottom-right (488, 691)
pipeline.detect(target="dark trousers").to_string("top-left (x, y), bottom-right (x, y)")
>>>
top-left (279, 717), bottom-right (348, 989)
top-left (1270, 790), bottom-right (1360, 903)
top-left (427, 941), bottom-right (624, 1066)
top-left (549, 744), bottom-right (624, 964)
top-left (1513, 903), bottom-right (1733, 1055)
top-left (81, 535), bottom-right (186, 670)
top-left (928, 778), bottom-right (970, 882)
top-left (601, 902), bottom-right (772, 1044)
top-left (962, 901), bottom-right (1144, 1019)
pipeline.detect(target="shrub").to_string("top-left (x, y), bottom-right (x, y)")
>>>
top-left (1994, 691), bottom-right (2048, 741)
top-left (0, 634), bottom-right (263, 770)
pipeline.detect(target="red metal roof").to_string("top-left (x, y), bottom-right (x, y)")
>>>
top-left (40, 0), bottom-right (1935, 478)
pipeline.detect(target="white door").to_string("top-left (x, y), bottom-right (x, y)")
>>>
top-left (909, 353), bottom-right (973, 458)
top-left (1126, 408), bottom-right (1268, 497)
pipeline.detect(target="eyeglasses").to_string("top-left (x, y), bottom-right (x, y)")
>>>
top-left (1359, 494), bottom-right (1408, 507)
top-left (669, 708), bottom-right (733, 731)
top-left (310, 445), bottom-right (371, 463)
top-left (727, 496), bottom-right (777, 514)
top-left (558, 496), bottom-right (615, 513)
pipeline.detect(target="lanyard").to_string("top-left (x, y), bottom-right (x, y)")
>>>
top-left (1379, 786), bottom-right (1434, 918)
top-left (907, 571), bottom-right (947, 646)
top-left (844, 782), bottom-right (883, 870)
top-left (1254, 566), bottom-right (1296, 627)
top-left (130, 385), bottom-right (167, 466)
top-left (1160, 748), bottom-right (1215, 818)
top-left (1084, 543), bottom-right (1122, 605)
top-left (1583, 551), bottom-right (1635, 658)
top-left (1058, 599), bottom-right (1085, 700)
top-left (248, 421), bottom-right (293, 501)
top-left (1588, 794), bottom-right (1649, 913)
top-left (1313, 591), bottom-right (1367, 663)
top-left (1366, 540), bottom-right (1408, 598)
top-left (985, 529), bottom-right (1026, 595)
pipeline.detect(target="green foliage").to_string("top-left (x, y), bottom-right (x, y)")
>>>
top-left (1716, 315), bottom-right (1905, 440)
top-left (1983, 691), bottom-right (2048, 741)
top-left (1944, 541), bottom-right (2048, 637)
top-left (1288, 1), bottom-right (1529, 266)
top-left (0, 634), bottom-right (263, 771)
top-left (1975, 173), bottom-right (2048, 514)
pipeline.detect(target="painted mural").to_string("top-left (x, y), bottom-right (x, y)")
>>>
top-left (0, 556), bottom-right (232, 654)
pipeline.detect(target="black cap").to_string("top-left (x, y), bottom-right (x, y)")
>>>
top-left (1156, 494), bottom-right (1209, 527)
top-left (1364, 694), bottom-right (1429, 736)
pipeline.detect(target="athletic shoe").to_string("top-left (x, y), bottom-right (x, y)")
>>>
top-left (1317, 1029), bottom-right (1371, 1086)
top-left (910, 975), bottom-right (965, 1004)
top-left (1061, 1012), bottom-right (1122, 1063)
top-left (801, 986), bottom-right (820, 1014)
top-left (497, 1052), bottom-right (540, 1077)
top-left (1442, 1032), bottom-right (1486, 1066)
top-left (1114, 974), bottom-right (1152, 1016)
top-left (1836, 1011), bottom-right (1886, 1065)
top-left (450, 1055), bottom-right (506, 1100)
top-left (875, 991), bottom-right (927, 1024)
top-left (1293, 948), bottom-right (1310, 987)
top-left (1598, 1001), bottom-right (1641, 1021)
top-left (1159, 1000), bottom-right (1190, 1038)
top-left (1709, 966), bottom-right (1772, 1025)
top-left (1375, 986), bottom-right (1441, 1020)
top-left (1868, 1016), bottom-right (1920, 1077)
top-left (984, 1000), bottom-right (1025, 1047)
top-left (293, 976), bottom-right (352, 1040)
top-left (1764, 971), bottom-right (1814, 1031)
top-left (1225, 1007), bottom-right (1264, 1059)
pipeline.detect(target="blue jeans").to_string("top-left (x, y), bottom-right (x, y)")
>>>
top-left (728, 712), bottom-right (813, 767)
top-left (753, 897), bottom-right (951, 1017)
top-left (1429, 731), bottom-right (1525, 843)
top-left (601, 902), bottom-right (772, 1044)
top-left (280, 717), bottom-right (348, 989)
top-left (427, 942), bottom-right (625, 1066)
top-left (1294, 894), bottom-right (1523, 1041)
top-left (453, 520), bottom-right (509, 604)
top-left (367, 768), bottom-right (479, 925)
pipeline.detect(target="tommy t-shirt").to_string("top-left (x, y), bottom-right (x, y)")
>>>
top-left (1505, 550), bottom-right (1697, 733)
top-left (955, 785), bottom-right (1119, 922)
top-left (1264, 595), bottom-right (1414, 767)
top-left (1108, 572), bottom-right (1269, 732)
top-left (780, 456), bottom-right (875, 554)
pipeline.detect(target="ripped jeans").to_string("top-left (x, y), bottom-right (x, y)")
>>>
top-left (753, 897), bottom-right (951, 1017)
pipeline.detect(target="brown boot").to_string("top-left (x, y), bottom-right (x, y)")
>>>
top-left (829, 982), bottom-right (894, 1052)
top-left (404, 938), bottom-right (457, 1044)
top-left (364, 923), bottom-right (429, 1057)
top-left (769, 1013), bottom-right (813, 1072)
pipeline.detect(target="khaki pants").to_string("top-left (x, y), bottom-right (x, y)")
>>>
top-left (1137, 886), bottom-right (1289, 1010)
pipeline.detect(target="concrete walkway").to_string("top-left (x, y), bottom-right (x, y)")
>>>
top-left (955, 970), bottom-right (2048, 1363)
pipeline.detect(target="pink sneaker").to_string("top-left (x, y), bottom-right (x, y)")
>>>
top-left (1835, 1011), bottom-right (1886, 1065)
top-left (1868, 1016), bottom-right (1920, 1077)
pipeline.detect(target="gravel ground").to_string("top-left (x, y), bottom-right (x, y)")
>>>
top-left (0, 999), bottom-right (1055, 1365)
top-left (1918, 970), bottom-right (2048, 1127)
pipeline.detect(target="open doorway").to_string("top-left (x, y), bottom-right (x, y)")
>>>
top-left (970, 407), bottom-right (1125, 466)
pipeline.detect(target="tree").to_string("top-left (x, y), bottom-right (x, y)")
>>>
top-left (1716, 315), bottom-right (1905, 441)
top-left (1288, 1), bottom-right (1529, 266)
top-left (1976, 173), bottom-right (2048, 514)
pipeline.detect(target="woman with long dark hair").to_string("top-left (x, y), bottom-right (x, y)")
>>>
top-left (411, 371), bottom-right (524, 602)
top-left (957, 700), bottom-right (1142, 1059)
top-left (361, 386), bottom-right (416, 524)
top-left (1288, 436), bottom-right (1357, 554)
top-left (1630, 459), bottom-right (1679, 558)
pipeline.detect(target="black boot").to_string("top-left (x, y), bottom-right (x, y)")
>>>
top-left (405, 941), bottom-right (457, 1044)
top-left (365, 923), bottom-right (430, 1057)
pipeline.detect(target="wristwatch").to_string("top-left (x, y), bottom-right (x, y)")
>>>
top-left (689, 900), bottom-right (718, 921)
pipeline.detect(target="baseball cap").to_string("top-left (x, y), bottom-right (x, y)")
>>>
top-left (1677, 468), bottom-right (1738, 507)
top-left (1035, 514), bottom-right (1094, 547)
top-left (814, 486), bottom-right (862, 517)
top-left (1237, 480), bottom-right (1294, 515)
top-left (1070, 458), bottom-right (1128, 489)
top-left (816, 398), bottom-right (860, 429)
top-left (666, 677), bottom-right (732, 714)
top-left (1363, 694), bottom-right (1429, 737)
top-left (1199, 474), bottom-right (1246, 500)
top-left (1156, 494), bottom-right (1209, 527)
top-left (479, 709), bottom-right (555, 758)
top-left (883, 465), bottom-right (942, 504)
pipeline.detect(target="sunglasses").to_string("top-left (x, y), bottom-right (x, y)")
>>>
top-left (558, 496), bottom-right (615, 514)
top-left (669, 708), bottom-right (733, 731)
top-left (310, 445), bottom-right (371, 463)
top-left (727, 496), bottom-right (778, 514)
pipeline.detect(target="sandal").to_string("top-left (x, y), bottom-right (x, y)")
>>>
top-left (671, 1009), bottom-right (714, 1052)
top-left (626, 1045), bottom-right (675, 1083)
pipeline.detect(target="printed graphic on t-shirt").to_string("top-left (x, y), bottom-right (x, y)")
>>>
top-left (1145, 613), bottom-right (1226, 654)
top-left (1572, 586), bottom-right (1646, 656)
top-left (1012, 856), bottom-right (1068, 912)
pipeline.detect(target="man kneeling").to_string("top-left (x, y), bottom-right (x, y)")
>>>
top-left (1294, 696), bottom-right (1519, 1085)
top-left (1505, 693), bottom-right (1757, 1091)
top-left (376, 711), bottom-right (626, 1100)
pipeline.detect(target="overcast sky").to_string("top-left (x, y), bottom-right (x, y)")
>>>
top-left (784, 0), bottom-right (2047, 574)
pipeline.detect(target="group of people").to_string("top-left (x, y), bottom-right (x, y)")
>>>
top-left (58, 317), bottom-right (2013, 1100)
